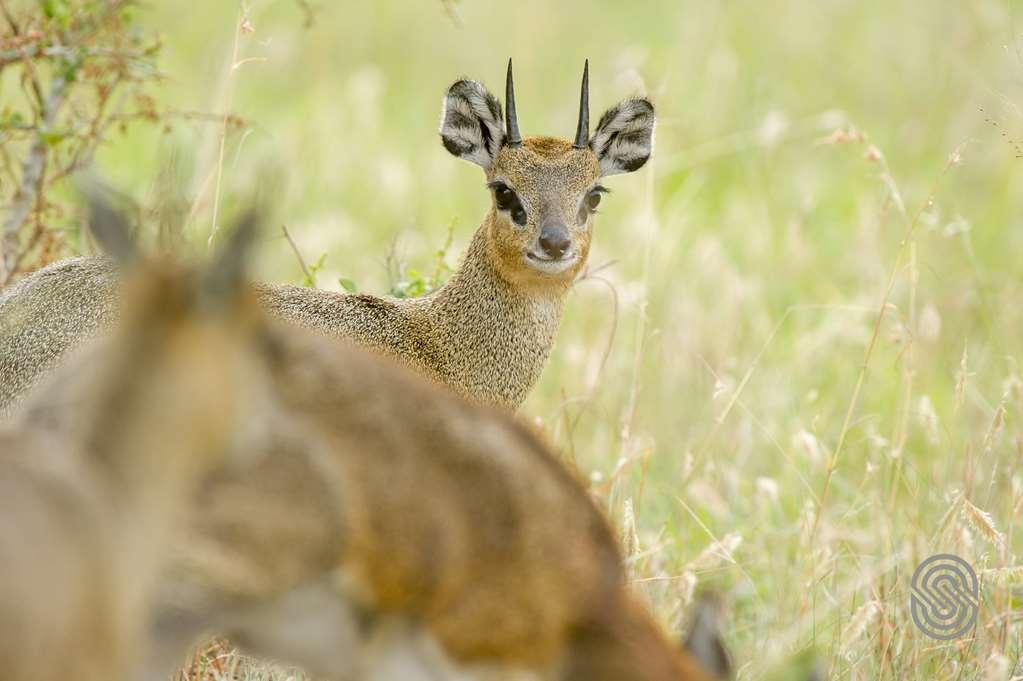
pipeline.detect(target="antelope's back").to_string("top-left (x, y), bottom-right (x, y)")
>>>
top-left (0, 256), bottom-right (121, 415)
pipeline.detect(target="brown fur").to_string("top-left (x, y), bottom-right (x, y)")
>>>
top-left (23, 277), bottom-right (719, 681)
top-left (482, 138), bottom-right (601, 289)
top-left (0, 254), bottom-right (262, 681)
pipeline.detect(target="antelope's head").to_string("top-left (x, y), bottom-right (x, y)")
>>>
top-left (440, 59), bottom-right (655, 286)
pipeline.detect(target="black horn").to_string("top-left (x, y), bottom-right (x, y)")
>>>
top-left (505, 58), bottom-right (522, 147)
top-left (573, 59), bottom-right (589, 149)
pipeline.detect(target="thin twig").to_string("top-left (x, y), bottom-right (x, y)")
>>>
top-left (280, 224), bottom-right (313, 284)
top-left (207, 7), bottom-right (246, 252)
top-left (0, 44), bottom-right (152, 68)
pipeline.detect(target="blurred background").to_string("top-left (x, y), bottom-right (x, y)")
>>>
top-left (3, 0), bottom-right (1023, 678)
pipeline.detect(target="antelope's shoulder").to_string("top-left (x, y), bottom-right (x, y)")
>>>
top-left (0, 255), bottom-right (119, 306)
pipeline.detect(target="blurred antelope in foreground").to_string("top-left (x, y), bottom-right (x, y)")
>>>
top-left (21, 220), bottom-right (725, 681)
top-left (0, 59), bottom-right (656, 412)
top-left (148, 331), bottom-right (730, 681)
top-left (0, 196), bottom-right (264, 681)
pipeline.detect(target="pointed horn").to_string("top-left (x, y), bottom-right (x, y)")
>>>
top-left (573, 59), bottom-right (590, 149)
top-left (505, 58), bottom-right (522, 147)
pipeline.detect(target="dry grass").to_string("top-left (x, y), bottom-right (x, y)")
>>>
top-left (11, 0), bottom-right (1023, 678)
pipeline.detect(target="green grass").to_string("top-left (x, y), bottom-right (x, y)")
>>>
top-left (89, 0), bottom-right (1023, 678)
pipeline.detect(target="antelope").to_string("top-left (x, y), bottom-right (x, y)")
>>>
top-left (0, 197), bottom-right (264, 681)
top-left (19, 224), bottom-right (727, 681)
top-left (0, 59), bottom-right (656, 413)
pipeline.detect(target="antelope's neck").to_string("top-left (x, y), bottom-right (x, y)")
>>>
top-left (428, 224), bottom-right (567, 409)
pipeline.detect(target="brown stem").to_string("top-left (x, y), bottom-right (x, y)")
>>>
top-left (281, 224), bottom-right (314, 285)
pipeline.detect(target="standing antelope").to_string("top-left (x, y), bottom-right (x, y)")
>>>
top-left (0, 198), bottom-right (264, 681)
top-left (0, 59), bottom-right (655, 412)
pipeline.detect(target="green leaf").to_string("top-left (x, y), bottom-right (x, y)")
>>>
top-left (338, 277), bottom-right (358, 293)
top-left (389, 281), bottom-right (409, 299)
top-left (41, 130), bottom-right (66, 147)
top-left (59, 57), bottom-right (82, 84)
top-left (41, 0), bottom-right (72, 27)
top-left (301, 253), bottom-right (328, 288)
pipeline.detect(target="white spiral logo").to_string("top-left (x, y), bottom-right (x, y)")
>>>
top-left (910, 553), bottom-right (979, 640)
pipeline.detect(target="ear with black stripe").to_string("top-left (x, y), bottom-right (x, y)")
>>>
top-left (439, 79), bottom-right (506, 170)
top-left (590, 98), bottom-right (656, 176)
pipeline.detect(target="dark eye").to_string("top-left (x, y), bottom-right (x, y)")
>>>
top-left (489, 182), bottom-right (527, 226)
top-left (494, 184), bottom-right (516, 210)
top-left (578, 186), bottom-right (608, 224)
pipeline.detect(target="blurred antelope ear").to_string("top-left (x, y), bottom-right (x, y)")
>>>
top-left (682, 593), bottom-right (733, 680)
top-left (201, 209), bottom-right (261, 306)
top-left (78, 178), bottom-right (140, 265)
top-left (590, 97), bottom-right (655, 176)
top-left (439, 79), bottom-right (505, 170)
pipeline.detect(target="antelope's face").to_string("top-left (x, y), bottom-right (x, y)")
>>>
top-left (440, 60), bottom-right (656, 286)
top-left (484, 138), bottom-right (601, 283)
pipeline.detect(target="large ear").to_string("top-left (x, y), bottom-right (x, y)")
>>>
top-left (439, 79), bottom-right (506, 170)
top-left (589, 97), bottom-right (655, 176)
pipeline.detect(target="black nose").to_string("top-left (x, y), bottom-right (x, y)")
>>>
top-left (538, 222), bottom-right (571, 259)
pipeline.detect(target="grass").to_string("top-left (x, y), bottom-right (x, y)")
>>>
top-left (79, 0), bottom-right (1023, 678)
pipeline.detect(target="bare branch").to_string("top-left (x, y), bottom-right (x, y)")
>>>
top-left (2, 74), bottom-right (67, 280)
top-left (281, 224), bottom-right (314, 284)
top-left (0, 45), bottom-right (154, 69)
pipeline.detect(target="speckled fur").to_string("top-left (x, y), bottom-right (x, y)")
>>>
top-left (0, 256), bottom-right (121, 414)
top-left (0, 75), bottom-right (654, 414)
